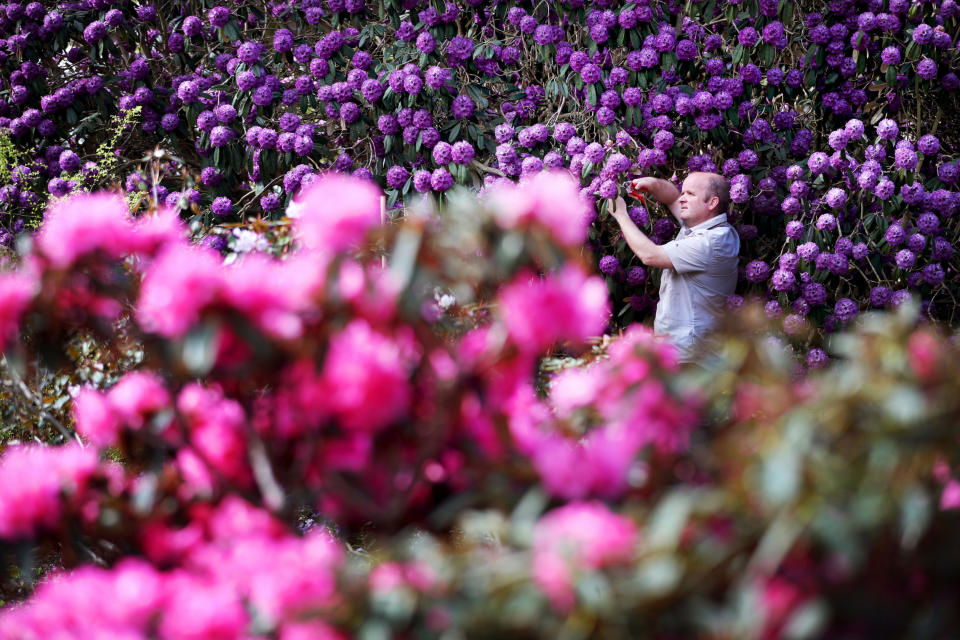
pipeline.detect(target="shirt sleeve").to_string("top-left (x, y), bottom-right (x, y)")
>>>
top-left (663, 232), bottom-right (712, 274)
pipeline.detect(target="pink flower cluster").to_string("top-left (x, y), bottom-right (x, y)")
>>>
top-left (513, 326), bottom-right (698, 499)
top-left (0, 444), bottom-right (99, 540)
top-left (486, 170), bottom-right (593, 247)
top-left (0, 497), bottom-right (344, 639)
top-left (36, 193), bottom-right (183, 269)
top-left (291, 172), bottom-right (384, 254)
top-left (136, 244), bottom-right (328, 340)
top-left (323, 319), bottom-right (419, 432)
top-left (0, 271), bottom-right (36, 351)
top-left (74, 371), bottom-right (171, 447)
top-left (497, 264), bottom-right (610, 355)
top-left (176, 383), bottom-right (252, 493)
top-left (532, 501), bottom-right (638, 611)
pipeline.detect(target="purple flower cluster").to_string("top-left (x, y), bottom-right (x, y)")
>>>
top-left (0, 0), bottom-right (956, 345)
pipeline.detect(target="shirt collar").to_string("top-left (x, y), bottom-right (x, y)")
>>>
top-left (682, 213), bottom-right (728, 233)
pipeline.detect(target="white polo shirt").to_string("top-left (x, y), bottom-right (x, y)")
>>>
top-left (655, 213), bottom-right (740, 363)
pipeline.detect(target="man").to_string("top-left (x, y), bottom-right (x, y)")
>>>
top-left (608, 172), bottom-right (740, 365)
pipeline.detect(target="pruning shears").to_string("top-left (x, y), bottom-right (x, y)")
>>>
top-left (625, 180), bottom-right (649, 204)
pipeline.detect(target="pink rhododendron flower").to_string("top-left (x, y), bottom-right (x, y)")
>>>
top-left (132, 206), bottom-right (188, 257)
top-left (322, 319), bottom-right (418, 431)
top-left (158, 574), bottom-right (250, 640)
top-left (459, 392), bottom-right (504, 458)
top-left (137, 243), bottom-right (224, 336)
top-left (0, 559), bottom-right (165, 637)
top-left (73, 387), bottom-right (121, 448)
top-left (177, 384), bottom-right (251, 487)
top-left (0, 444), bottom-right (99, 539)
top-left (907, 330), bottom-right (940, 382)
top-left (548, 366), bottom-right (603, 418)
top-left (335, 258), bottom-right (401, 325)
top-left (0, 272), bottom-right (37, 351)
top-left (223, 253), bottom-right (308, 340)
top-left (141, 519), bottom-right (207, 565)
top-left (36, 194), bottom-right (182, 269)
top-left (760, 576), bottom-right (809, 640)
top-left (532, 428), bottom-right (641, 499)
top-left (498, 265), bottom-right (609, 354)
top-left (487, 170), bottom-right (592, 246)
top-left (107, 371), bottom-right (171, 424)
top-left (178, 500), bottom-right (343, 624)
top-left (941, 479), bottom-right (960, 510)
top-left (293, 173), bottom-right (383, 254)
top-left (532, 502), bottom-right (638, 611)
top-left (37, 193), bottom-right (132, 268)
top-left (510, 326), bottom-right (698, 499)
top-left (369, 561), bottom-right (407, 592)
top-left (197, 530), bottom-right (343, 622)
top-left (207, 495), bottom-right (288, 541)
top-left (258, 360), bottom-right (330, 439)
top-left (140, 245), bottom-right (328, 341)
top-left (74, 371), bottom-right (171, 447)
top-left (280, 620), bottom-right (347, 640)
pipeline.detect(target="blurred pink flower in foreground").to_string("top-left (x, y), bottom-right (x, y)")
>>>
top-left (322, 319), bottom-right (419, 432)
top-left (508, 326), bottom-right (697, 499)
top-left (0, 272), bottom-right (36, 351)
top-left (532, 501), bottom-right (638, 611)
top-left (487, 170), bottom-right (593, 246)
top-left (293, 172), bottom-right (383, 254)
top-left (0, 444), bottom-right (99, 540)
top-left (498, 264), bottom-right (610, 355)
top-left (74, 371), bottom-right (171, 448)
top-left (0, 498), bottom-right (344, 638)
top-left (37, 193), bottom-right (182, 269)
top-left (138, 245), bottom-right (328, 340)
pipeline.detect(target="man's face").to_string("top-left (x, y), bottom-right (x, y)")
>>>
top-left (677, 173), bottom-right (718, 227)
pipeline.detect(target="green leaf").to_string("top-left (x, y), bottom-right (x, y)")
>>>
top-left (780, 1), bottom-right (794, 24)
top-left (224, 22), bottom-right (240, 41)
top-left (448, 122), bottom-right (461, 142)
top-left (732, 44), bottom-right (744, 66)
top-left (904, 40), bottom-right (918, 61)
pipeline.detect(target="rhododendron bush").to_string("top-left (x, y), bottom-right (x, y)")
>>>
top-left (1, 0), bottom-right (959, 351)
top-left (3, 178), bottom-right (960, 637)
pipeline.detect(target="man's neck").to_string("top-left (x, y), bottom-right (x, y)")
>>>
top-left (685, 212), bottom-right (724, 228)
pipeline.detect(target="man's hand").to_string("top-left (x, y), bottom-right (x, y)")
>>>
top-left (629, 177), bottom-right (658, 193)
top-left (607, 196), bottom-right (628, 221)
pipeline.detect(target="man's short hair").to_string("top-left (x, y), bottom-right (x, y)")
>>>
top-left (705, 174), bottom-right (730, 214)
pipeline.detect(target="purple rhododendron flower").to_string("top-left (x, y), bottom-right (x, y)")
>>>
top-left (599, 255), bottom-right (619, 275)
top-left (807, 348), bottom-right (829, 369)
top-left (431, 168), bottom-right (453, 192)
top-left (834, 298), bottom-right (858, 323)
top-left (745, 260), bottom-right (770, 283)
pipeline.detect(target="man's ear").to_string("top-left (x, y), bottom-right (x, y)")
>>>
top-left (708, 195), bottom-right (720, 212)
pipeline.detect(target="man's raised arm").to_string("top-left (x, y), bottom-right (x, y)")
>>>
top-left (607, 197), bottom-right (673, 270)
top-left (630, 177), bottom-right (682, 223)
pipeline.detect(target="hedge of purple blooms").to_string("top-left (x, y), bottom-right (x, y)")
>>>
top-left (0, 0), bottom-right (958, 360)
